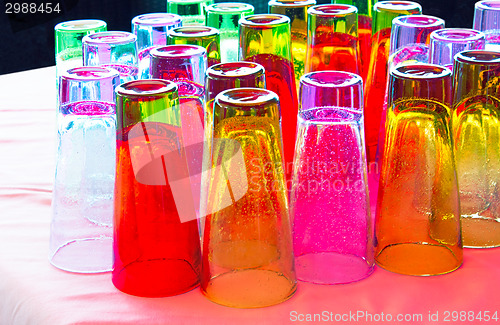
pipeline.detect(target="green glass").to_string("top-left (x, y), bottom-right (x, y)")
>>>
top-left (167, 26), bottom-right (221, 67)
top-left (206, 3), bottom-right (254, 63)
top-left (269, 0), bottom-right (316, 88)
top-left (167, 0), bottom-right (214, 26)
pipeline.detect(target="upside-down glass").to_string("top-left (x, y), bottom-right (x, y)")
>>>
top-left (201, 88), bottom-right (296, 308)
top-left (305, 4), bottom-right (359, 74)
top-left (473, 0), bottom-right (500, 50)
top-left (113, 79), bottom-right (201, 297)
top-left (50, 66), bottom-right (120, 273)
top-left (269, 0), bottom-right (316, 88)
top-left (292, 71), bottom-right (373, 284)
top-left (132, 13), bottom-right (183, 79)
top-left (82, 31), bottom-right (139, 83)
top-left (206, 3), bottom-right (254, 63)
top-left (239, 14), bottom-right (298, 182)
top-left (430, 29), bottom-right (486, 71)
top-left (452, 50), bottom-right (500, 248)
top-left (167, 0), bottom-right (213, 26)
top-left (375, 64), bottom-right (463, 275)
top-left (167, 26), bottom-right (221, 67)
top-left (363, 1), bottom-right (421, 163)
top-left (333, 0), bottom-right (373, 82)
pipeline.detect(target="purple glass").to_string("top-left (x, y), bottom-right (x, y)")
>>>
top-left (131, 13), bottom-right (183, 78)
top-left (474, 0), bottom-right (500, 50)
top-left (82, 31), bottom-right (139, 83)
top-left (291, 71), bottom-right (373, 284)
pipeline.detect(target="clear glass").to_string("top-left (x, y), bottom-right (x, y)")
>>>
top-left (305, 4), bottom-right (359, 75)
top-left (50, 66), bottom-right (120, 273)
top-left (82, 31), bottom-right (139, 83)
top-left (131, 13), bottom-right (183, 79)
top-left (376, 64), bottom-right (463, 275)
top-left (430, 28), bottom-right (486, 70)
top-left (167, 26), bottom-right (221, 67)
top-left (167, 0), bottom-right (214, 26)
top-left (113, 79), bottom-right (201, 297)
top-left (452, 50), bottom-right (500, 248)
top-left (206, 3), bottom-right (254, 63)
top-left (200, 88), bottom-right (296, 308)
top-left (239, 14), bottom-right (298, 182)
top-left (473, 0), bottom-right (500, 50)
top-left (292, 71), bottom-right (373, 284)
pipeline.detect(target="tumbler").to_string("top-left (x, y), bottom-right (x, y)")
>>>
top-left (239, 14), bottom-right (298, 183)
top-left (375, 64), bottom-right (463, 275)
top-left (333, 0), bottom-right (373, 81)
top-left (292, 71), bottom-right (373, 284)
top-left (430, 29), bottom-right (486, 71)
top-left (269, 0), bottom-right (316, 88)
top-left (304, 4), bottom-right (359, 74)
top-left (132, 13), bottom-right (183, 79)
top-left (201, 88), bottom-right (296, 308)
top-left (167, 26), bottom-right (221, 67)
top-left (452, 50), bottom-right (500, 248)
top-left (473, 0), bottom-right (500, 50)
top-left (50, 66), bottom-right (120, 273)
top-left (206, 2), bottom-right (254, 63)
top-left (113, 79), bottom-right (201, 297)
top-left (167, 0), bottom-right (214, 26)
top-left (363, 1), bottom-right (421, 163)
top-left (82, 31), bottom-right (139, 83)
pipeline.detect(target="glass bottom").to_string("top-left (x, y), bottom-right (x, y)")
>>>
top-left (202, 269), bottom-right (297, 308)
top-left (462, 215), bottom-right (500, 248)
top-left (49, 236), bottom-right (112, 273)
top-left (296, 252), bottom-right (374, 284)
top-left (376, 242), bottom-right (462, 276)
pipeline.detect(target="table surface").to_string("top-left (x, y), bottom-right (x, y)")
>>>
top-left (0, 66), bottom-right (499, 325)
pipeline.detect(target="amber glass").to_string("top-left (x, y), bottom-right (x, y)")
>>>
top-left (363, 1), bottom-right (421, 162)
top-left (269, 0), bottom-right (317, 88)
top-left (239, 14), bottom-right (298, 182)
top-left (375, 64), bottom-right (462, 276)
top-left (452, 51), bottom-right (500, 248)
top-left (167, 26), bottom-right (221, 67)
top-left (200, 88), bottom-right (296, 307)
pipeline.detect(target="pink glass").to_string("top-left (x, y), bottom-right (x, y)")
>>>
top-left (473, 0), bottom-right (500, 50)
top-left (292, 71), bottom-right (373, 284)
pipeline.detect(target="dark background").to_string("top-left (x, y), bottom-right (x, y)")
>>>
top-left (0, 0), bottom-right (477, 75)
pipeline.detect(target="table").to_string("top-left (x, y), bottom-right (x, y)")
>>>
top-left (0, 66), bottom-right (499, 325)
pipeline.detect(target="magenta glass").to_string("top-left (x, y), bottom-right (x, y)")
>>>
top-left (430, 28), bottom-right (486, 70)
top-left (474, 0), bottom-right (500, 50)
top-left (82, 31), bottom-right (139, 83)
top-left (291, 71), bottom-right (373, 284)
top-left (131, 13), bottom-right (183, 79)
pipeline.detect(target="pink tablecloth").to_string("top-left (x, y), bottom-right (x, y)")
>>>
top-left (0, 66), bottom-right (499, 325)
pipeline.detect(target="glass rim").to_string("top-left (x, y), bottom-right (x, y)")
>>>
top-left (206, 2), bottom-right (255, 13)
top-left (168, 26), bottom-right (219, 38)
top-left (298, 107), bottom-right (362, 125)
top-left (82, 31), bottom-right (137, 45)
top-left (132, 13), bottom-right (182, 27)
top-left (392, 15), bottom-right (445, 28)
top-left (116, 79), bottom-right (178, 97)
top-left (167, 0), bottom-right (205, 4)
top-left (55, 19), bottom-right (107, 32)
top-left (390, 63), bottom-right (452, 80)
top-left (207, 61), bottom-right (265, 79)
top-left (454, 50), bottom-right (500, 64)
top-left (268, 0), bottom-right (317, 8)
top-left (150, 44), bottom-right (207, 59)
top-left (308, 4), bottom-right (357, 16)
top-left (373, 1), bottom-right (422, 13)
top-left (475, 0), bottom-right (500, 10)
top-left (430, 28), bottom-right (485, 42)
top-left (61, 66), bottom-right (119, 81)
top-left (300, 71), bottom-right (362, 89)
top-left (216, 88), bottom-right (279, 108)
top-left (239, 14), bottom-right (290, 27)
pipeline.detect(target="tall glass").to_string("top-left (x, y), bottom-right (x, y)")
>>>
top-left (131, 13), bottom-right (183, 79)
top-left (473, 0), bottom-right (500, 50)
top-left (363, 1), bottom-right (421, 163)
top-left (167, 0), bottom-right (214, 26)
top-left (452, 50), bottom-right (500, 248)
top-left (269, 0), bottom-right (317, 88)
top-left (82, 31), bottom-right (139, 83)
top-left (239, 14), bottom-right (298, 183)
top-left (305, 4), bottom-right (359, 74)
top-left (113, 79), bottom-right (201, 297)
top-left (206, 3), bottom-right (255, 63)
top-left (50, 67), bottom-right (120, 273)
top-left (375, 64), bottom-right (462, 275)
top-left (167, 26), bottom-right (221, 67)
top-left (292, 71), bottom-right (373, 284)
top-left (201, 88), bottom-right (296, 308)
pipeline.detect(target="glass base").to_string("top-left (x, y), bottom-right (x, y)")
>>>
top-left (462, 216), bottom-right (500, 248)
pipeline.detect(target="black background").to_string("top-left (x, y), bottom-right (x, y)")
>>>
top-left (0, 0), bottom-right (477, 75)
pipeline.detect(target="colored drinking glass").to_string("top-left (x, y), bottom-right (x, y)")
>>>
top-left (113, 79), bottom-right (202, 297)
top-left (167, 26), bottom-right (221, 67)
top-left (452, 50), bottom-right (500, 248)
top-left (473, 0), bottom-right (500, 50)
top-left (50, 66), bottom-right (120, 273)
top-left (167, 0), bottom-right (213, 26)
top-left (375, 64), bottom-right (463, 276)
top-left (206, 3), bottom-right (254, 63)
